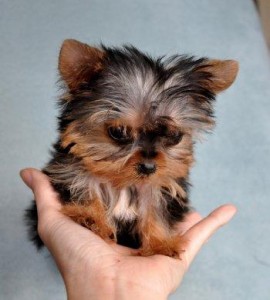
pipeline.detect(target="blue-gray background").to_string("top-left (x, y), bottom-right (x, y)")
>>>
top-left (1, 0), bottom-right (270, 299)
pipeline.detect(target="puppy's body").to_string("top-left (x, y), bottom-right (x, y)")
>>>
top-left (25, 40), bottom-right (238, 257)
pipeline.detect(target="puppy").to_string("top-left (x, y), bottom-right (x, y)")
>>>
top-left (25, 39), bottom-right (238, 257)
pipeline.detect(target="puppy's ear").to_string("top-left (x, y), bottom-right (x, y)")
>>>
top-left (59, 39), bottom-right (104, 90)
top-left (200, 60), bottom-right (239, 93)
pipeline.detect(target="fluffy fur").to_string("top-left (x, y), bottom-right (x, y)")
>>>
top-left (25, 39), bottom-right (238, 257)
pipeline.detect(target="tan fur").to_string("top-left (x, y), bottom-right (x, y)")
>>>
top-left (59, 39), bottom-right (104, 90)
top-left (137, 208), bottom-right (184, 257)
top-left (201, 59), bottom-right (239, 93)
top-left (62, 197), bottom-right (116, 241)
top-left (61, 118), bottom-right (193, 187)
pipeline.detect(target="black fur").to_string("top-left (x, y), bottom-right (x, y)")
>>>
top-left (24, 201), bottom-right (43, 249)
top-left (115, 218), bottom-right (141, 249)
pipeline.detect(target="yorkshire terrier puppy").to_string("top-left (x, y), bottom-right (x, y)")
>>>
top-left (25, 39), bottom-right (238, 257)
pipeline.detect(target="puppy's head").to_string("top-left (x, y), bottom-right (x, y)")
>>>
top-left (58, 39), bottom-right (238, 189)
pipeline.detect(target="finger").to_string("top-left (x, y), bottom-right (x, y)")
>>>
top-left (176, 211), bottom-right (202, 235)
top-left (20, 168), bottom-right (61, 213)
top-left (182, 204), bottom-right (237, 269)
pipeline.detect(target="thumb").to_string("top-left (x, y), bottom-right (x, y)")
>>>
top-left (182, 204), bottom-right (237, 269)
top-left (20, 168), bottom-right (61, 213)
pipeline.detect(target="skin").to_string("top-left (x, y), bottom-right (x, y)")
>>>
top-left (20, 168), bottom-right (237, 300)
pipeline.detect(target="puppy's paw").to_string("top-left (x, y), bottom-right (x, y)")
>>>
top-left (89, 221), bottom-right (116, 242)
top-left (138, 235), bottom-right (185, 259)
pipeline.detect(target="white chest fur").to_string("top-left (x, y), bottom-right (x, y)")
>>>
top-left (112, 189), bottom-right (137, 221)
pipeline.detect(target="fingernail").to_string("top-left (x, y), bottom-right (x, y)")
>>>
top-left (20, 169), bottom-right (33, 189)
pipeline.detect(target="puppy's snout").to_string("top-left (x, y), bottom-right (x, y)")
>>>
top-left (137, 162), bottom-right (156, 175)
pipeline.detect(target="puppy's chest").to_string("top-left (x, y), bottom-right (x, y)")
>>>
top-left (112, 186), bottom-right (155, 221)
top-left (112, 189), bottom-right (136, 221)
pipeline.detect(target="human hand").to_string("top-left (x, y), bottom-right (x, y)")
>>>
top-left (20, 168), bottom-right (236, 300)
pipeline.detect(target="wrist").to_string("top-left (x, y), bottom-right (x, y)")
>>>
top-left (64, 270), bottom-right (116, 300)
top-left (116, 287), bottom-right (166, 300)
top-left (114, 275), bottom-right (167, 300)
top-left (64, 271), bottom-right (167, 300)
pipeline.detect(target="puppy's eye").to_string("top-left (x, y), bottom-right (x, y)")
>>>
top-left (107, 126), bottom-right (133, 144)
top-left (165, 131), bottom-right (183, 146)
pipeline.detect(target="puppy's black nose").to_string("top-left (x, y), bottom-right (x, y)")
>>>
top-left (137, 162), bottom-right (156, 175)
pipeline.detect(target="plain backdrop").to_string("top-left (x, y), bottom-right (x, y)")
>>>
top-left (0, 0), bottom-right (270, 299)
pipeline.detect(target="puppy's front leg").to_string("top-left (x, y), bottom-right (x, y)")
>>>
top-left (62, 198), bottom-right (116, 242)
top-left (138, 212), bottom-right (183, 258)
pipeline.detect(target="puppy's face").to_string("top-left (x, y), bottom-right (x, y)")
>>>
top-left (59, 39), bottom-right (238, 189)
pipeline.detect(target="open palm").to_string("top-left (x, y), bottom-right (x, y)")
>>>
top-left (21, 168), bottom-right (236, 300)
